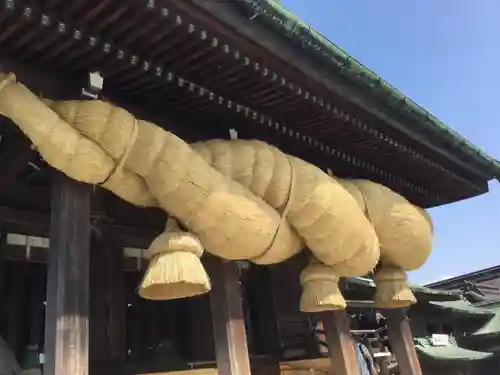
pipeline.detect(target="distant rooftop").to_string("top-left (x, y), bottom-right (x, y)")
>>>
top-left (425, 265), bottom-right (500, 289)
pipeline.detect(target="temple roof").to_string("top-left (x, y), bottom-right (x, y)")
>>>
top-left (230, 0), bottom-right (500, 180)
top-left (416, 343), bottom-right (493, 362)
top-left (474, 299), bottom-right (500, 309)
top-left (472, 308), bottom-right (500, 338)
top-left (0, 0), bottom-right (497, 208)
top-left (428, 300), bottom-right (496, 316)
top-left (425, 265), bottom-right (500, 289)
top-left (346, 277), bottom-right (462, 301)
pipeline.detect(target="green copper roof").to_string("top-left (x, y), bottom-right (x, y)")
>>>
top-left (429, 300), bottom-right (497, 316)
top-left (415, 337), bottom-right (494, 362)
top-left (235, 0), bottom-right (500, 179)
top-left (411, 285), bottom-right (462, 300)
top-left (416, 345), bottom-right (493, 362)
top-left (346, 277), bottom-right (462, 301)
top-left (472, 308), bottom-right (500, 337)
top-left (474, 299), bottom-right (500, 309)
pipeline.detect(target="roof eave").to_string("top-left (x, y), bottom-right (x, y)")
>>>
top-left (230, 0), bottom-right (500, 180)
top-left (189, 0), bottom-right (499, 184)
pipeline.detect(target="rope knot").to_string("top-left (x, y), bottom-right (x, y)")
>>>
top-left (300, 261), bottom-right (341, 285)
top-left (99, 117), bottom-right (139, 185)
top-left (251, 154), bottom-right (300, 264)
top-left (373, 264), bottom-right (416, 308)
top-left (145, 217), bottom-right (204, 260)
top-left (299, 258), bottom-right (346, 312)
top-left (374, 264), bottom-right (407, 283)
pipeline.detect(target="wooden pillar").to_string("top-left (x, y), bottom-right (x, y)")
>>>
top-left (207, 258), bottom-right (251, 375)
top-left (246, 265), bottom-right (281, 358)
top-left (6, 261), bottom-right (28, 362)
top-left (90, 234), bottom-right (126, 370)
top-left (184, 295), bottom-right (215, 361)
top-left (321, 310), bottom-right (361, 375)
top-left (124, 271), bottom-right (143, 360)
top-left (26, 264), bottom-right (46, 369)
top-left (385, 309), bottom-right (423, 375)
top-left (0, 232), bottom-right (7, 337)
top-left (44, 172), bottom-right (91, 375)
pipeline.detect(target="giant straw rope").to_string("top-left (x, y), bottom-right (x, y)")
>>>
top-left (0, 73), bottom-right (433, 310)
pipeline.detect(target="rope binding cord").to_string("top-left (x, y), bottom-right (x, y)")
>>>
top-left (98, 117), bottom-right (139, 185)
top-left (251, 153), bottom-right (296, 262)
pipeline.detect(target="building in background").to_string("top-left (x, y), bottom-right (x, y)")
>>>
top-left (425, 266), bottom-right (500, 304)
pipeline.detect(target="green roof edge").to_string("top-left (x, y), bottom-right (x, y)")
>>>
top-left (414, 341), bottom-right (494, 362)
top-left (429, 300), bottom-right (496, 316)
top-left (472, 308), bottom-right (500, 337)
top-left (236, 0), bottom-right (500, 179)
top-left (347, 277), bottom-right (462, 300)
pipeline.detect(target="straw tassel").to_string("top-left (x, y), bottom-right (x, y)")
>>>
top-left (139, 217), bottom-right (211, 300)
top-left (374, 264), bottom-right (416, 308)
top-left (299, 258), bottom-right (346, 312)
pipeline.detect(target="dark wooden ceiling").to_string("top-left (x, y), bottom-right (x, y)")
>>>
top-left (0, 0), bottom-right (490, 210)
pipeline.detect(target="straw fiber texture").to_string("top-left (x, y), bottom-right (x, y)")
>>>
top-left (191, 140), bottom-right (380, 274)
top-left (374, 265), bottom-right (417, 308)
top-left (351, 180), bottom-right (433, 271)
top-left (299, 257), bottom-right (346, 312)
top-left (51, 100), bottom-right (379, 273)
top-left (139, 218), bottom-right (211, 300)
top-left (0, 73), bottom-right (433, 308)
top-left (350, 179), bottom-right (433, 308)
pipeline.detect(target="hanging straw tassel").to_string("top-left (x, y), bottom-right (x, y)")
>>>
top-left (373, 264), bottom-right (416, 308)
top-left (299, 258), bottom-right (346, 312)
top-left (139, 217), bottom-right (211, 300)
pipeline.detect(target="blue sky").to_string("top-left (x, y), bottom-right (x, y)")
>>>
top-left (280, 0), bottom-right (500, 284)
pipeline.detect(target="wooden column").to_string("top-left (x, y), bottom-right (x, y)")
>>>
top-left (385, 309), bottom-right (423, 375)
top-left (26, 265), bottom-right (46, 368)
top-left (183, 295), bottom-right (215, 361)
top-left (321, 310), bottom-right (361, 375)
top-left (90, 234), bottom-right (126, 370)
top-left (207, 258), bottom-right (251, 375)
top-left (44, 172), bottom-right (91, 375)
top-left (6, 261), bottom-right (28, 362)
top-left (246, 265), bottom-right (281, 358)
top-left (0, 239), bottom-right (6, 336)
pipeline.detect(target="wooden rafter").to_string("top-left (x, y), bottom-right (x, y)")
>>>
top-left (0, 0), bottom-right (487, 206)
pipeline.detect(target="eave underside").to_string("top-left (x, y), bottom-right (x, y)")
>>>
top-left (0, 0), bottom-right (494, 210)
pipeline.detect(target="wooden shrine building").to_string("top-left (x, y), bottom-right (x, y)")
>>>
top-left (426, 265), bottom-right (500, 304)
top-left (0, 1), bottom-right (499, 375)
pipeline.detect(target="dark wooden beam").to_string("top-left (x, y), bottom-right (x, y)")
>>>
top-left (207, 257), bottom-right (251, 375)
top-left (0, 204), bottom-right (158, 248)
top-left (44, 172), bottom-right (92, 375)
top-left (321, 310), bottom-right (361, 375)
top-left (385, 309), bottom-right (423, 375)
